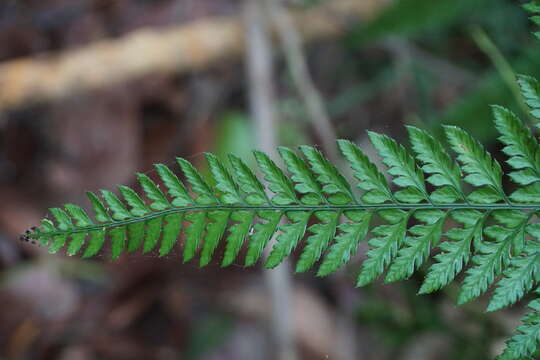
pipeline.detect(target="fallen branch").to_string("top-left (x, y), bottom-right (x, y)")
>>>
top-left (0, 0), bottom-right (386, 110)
top-left (244, 1), bottom-right (297, 358)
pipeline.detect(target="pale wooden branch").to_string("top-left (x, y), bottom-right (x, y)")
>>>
top-left (244, 0), bottom-right (297, 359)
top-left (266, 3), bottom-right (363, 360)
top-left (0, 0), bottom-right (386, 111)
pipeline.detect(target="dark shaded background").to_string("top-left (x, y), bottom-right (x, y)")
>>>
top-left (0, 0), bottom-right (538, 359)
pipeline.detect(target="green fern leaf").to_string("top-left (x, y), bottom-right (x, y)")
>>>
top-left (278, 147), bottom-right (325, 205)
top-left (385, 209), bottom-right (446, 283)
top-left (458, 212), bottom-right (531, 305)
top-left (368, 131), bottom-right (428, 203)
top-left (159, 213), bottom-right (183, 257)
top-left (517, 74), bottom-right (540, 120)
top-left (184, 211), bottom-right (207, 262)
top-left (109, 226), bottom-right (126, 260)
top-left (67, 233), bottom-right (86, 256)
top-left (64, 204), bottom-right (93, 227)
top-left (337, 139), bottom-right (392, 204)
top-left (83, 231), bottom-right (106, 259)
top-left (100, 190), bottom-right (131, 221)
top-left (118, 186), bottom-right (150, 217)
top-left (265, 211), bottom-right (311, 269)
top-left (296, 211), bottom-right (340, 273)
top-left (419, 210), bottom-right (487, 294)
top-left (492, 105), bottom-right (540, 184)
top-left (222, 211), bottom-right (254, 267)
top-left (444, 125), bottom-right (505, 203)
top-left (245, 211), bottom-right (282, 266)
top-left (49, 208), bottom-right (73, 231)
top-left (406, 125), bottom-right (463, 202)
top-left (137, 173), bottom-right (171, 210)
top-left (47, 208), bottom-right (72, 254)
top-left (228, 154), bottom-right (267, 205)
top-left (75, 194), bottom-right (109, 258)
top-left (177, 157), bottom-right (217, 205)
top-left (511, 182), bottom-right (540, 203)
top-left (127, 222), bottom-right (145, 253)
top-left (143, 217), bottom-right (163, 254)
top-left (48, 233), bottom-right (68, 255)
top-left (253, 150), bottom-right (297, 205)
top-left (356, 209), bottom-right (410, 286)
top-left (62, 205), bottom-right (92, 255)
top-left (155, 164), bottom-right (193, 207)
top-left (86, 191), bottom-right (111, 223)
top-left (498, 295), bottom-right (540, 360)
top-left (318, 210), bottom-right (372, 276)
top-left (206, 153), bottom-right (242, 204)
top-left (200, 211), bottom-right (229, 266)
top-left (300, 145), bottom-right (355, 204)
top-left (523, 1), bottom-right (540, 14)
top-left (488, 240), bottom-right (540, 312)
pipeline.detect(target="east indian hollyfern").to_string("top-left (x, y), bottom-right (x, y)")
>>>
top-left (22, 6), bottom-right (540, 360)
top-left (23, 106), bottom-right (540, 359)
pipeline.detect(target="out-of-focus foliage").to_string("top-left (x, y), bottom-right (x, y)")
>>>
top-left (435, 46), bottom-right (540, 142)
top-left (350, 0), bottom-right (491, 44)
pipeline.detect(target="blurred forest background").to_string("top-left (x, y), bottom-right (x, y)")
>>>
top-left (0, 0), bottom-right (538, 359)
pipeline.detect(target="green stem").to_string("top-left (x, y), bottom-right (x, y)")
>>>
top-left (34, 202), bottom-right (540, 239)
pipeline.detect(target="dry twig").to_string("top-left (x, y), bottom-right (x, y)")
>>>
top-left (0, 0), bottom-right (385, 110)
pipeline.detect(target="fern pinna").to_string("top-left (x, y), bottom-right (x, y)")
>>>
top-left (23, 12), bottom-right (540, 360)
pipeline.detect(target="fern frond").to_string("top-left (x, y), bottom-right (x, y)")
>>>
top-left (356, 209), bottom-right (410, 286)
top-left (499, 293), bottom-right (540, 360)
top-left (337, 139), bottom-right (392, 204)
top-left (493, 105), bottom-right (540, 185)
top-left (524, 0), bottom-right (540, 43)
top-left (419, 210), bottom-right (487, 294)
top-left (517, 75), bottom-right (540, 121)
top-left (368, 131), bottom-right (429, 203)
top-left (523, 1), bottom-right (540, 14)
top-left (27, 93), bottom-right (540, 359)
top-left (296, 210), bottom-right (340, 273)
top-left (458, 211), bottom-right (532, 305)
top-left (385, 209), bottom-right (446, 283)
top-left (488, 238), bottom-right (540, 312)
top-left (317, 210), bottom-right (372, 276)
top-left (406, 125), bottom-right (464, 203)
top-left (266, 210), bottom-right (311, 269)
top-left (445, 124), bottom-right (506, 203)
